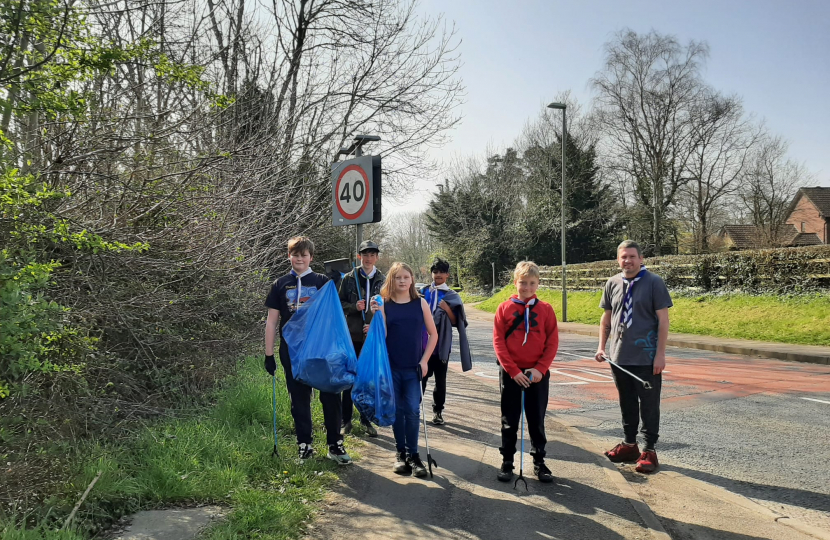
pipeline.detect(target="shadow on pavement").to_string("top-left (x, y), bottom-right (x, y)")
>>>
top-left (660, 463), bottom-right (830, 515)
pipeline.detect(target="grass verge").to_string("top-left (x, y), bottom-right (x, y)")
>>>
top-left (3, 355), bottom-right (351, 539)
top-left (478, 286), bottom-right (830, 346)
top-left (458, 291), bottom-right (491, 304)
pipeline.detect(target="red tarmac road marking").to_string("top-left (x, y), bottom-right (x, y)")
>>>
top-left (453, 352), bottom-right (830, 412)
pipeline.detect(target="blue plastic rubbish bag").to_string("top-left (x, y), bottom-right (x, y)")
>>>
top-left (351, 308), bottom-right (396, 426)
top-left (282, 280), bottom-right (357, 394)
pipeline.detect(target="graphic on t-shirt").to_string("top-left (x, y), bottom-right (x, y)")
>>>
top-left (511, 309), bottom-right (539, 328)
top-left (635, 330), bottom-right (658, 360)
top-left (286, 285), bottom-right (319, 312)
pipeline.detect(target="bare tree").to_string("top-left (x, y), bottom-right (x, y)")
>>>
top-left (738, 135), bottom-right (810, 246)
top-left (592, 29), bottom-right (708, 254)
top-left (679, 92), bottom-right (760, 252)
top-left (382, 211), bottom-right (436, 280)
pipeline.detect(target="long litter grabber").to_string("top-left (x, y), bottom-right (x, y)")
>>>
top-left (417, 366), bottom-right (438, 478)
top-left (514, 371), bottom-right (533, 491)
top-left (272, 375), bottom-right (279, 457)
top-left (601, 355), bottom-right (653, 390)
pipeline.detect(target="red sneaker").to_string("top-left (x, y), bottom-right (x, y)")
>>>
top-left (636, 450), bottom-right (659, 473)
top-left (604, 442), bottom-right (640, 463)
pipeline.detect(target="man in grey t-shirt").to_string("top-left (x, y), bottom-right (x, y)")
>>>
top-left (594, 240), bottom-right (672, 473)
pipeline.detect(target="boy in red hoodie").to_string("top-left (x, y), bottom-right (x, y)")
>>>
top-left (493, 261), bottom-right (559, 483)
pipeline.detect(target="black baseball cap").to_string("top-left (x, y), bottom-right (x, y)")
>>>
top-left (358, 240), bottom-right (380, 253)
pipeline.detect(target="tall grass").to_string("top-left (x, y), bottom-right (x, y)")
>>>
top-left (6, 355), bottom-right (350, 539)
top-left (478, 286), bottom-right (830, 345)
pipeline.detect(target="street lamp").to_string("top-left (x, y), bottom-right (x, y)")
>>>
top-left (547, 102), bottom-right (567, 322)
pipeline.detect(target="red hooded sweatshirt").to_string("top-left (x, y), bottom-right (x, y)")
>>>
top-left (493, 294), bottom-right (559, 378)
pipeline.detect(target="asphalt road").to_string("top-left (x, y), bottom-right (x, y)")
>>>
top-left (452, 318), bottom-right (830, 532)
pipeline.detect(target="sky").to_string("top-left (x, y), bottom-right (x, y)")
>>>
top-left (387, 0), bottom-right (830, 215)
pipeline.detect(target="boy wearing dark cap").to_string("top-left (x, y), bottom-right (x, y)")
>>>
top-left (419, 258), bottom-right (472, 425)
top-left (338, 240), bottom-right (385, 436)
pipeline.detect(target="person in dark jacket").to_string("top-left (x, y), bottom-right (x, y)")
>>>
top-left (338, 240), bottom-right (385, 436)
top-left (419, 258), bottom-right (472, 426)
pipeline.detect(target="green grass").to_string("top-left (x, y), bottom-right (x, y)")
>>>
top-left (478, 286), bottom-right (830, 346)
top-left (7, 355), bottom-right (354, 539)
top-left (0, 518), bottom-right (86, 540)
top-left (458, 291), bottom-right (491, 304)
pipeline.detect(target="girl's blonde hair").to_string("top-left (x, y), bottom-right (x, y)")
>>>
top-left (380, 262), bottom-right (419, 302)
top-left (513, 260), bottom-right (540, 281)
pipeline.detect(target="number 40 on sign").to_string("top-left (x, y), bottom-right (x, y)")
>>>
top-left (331, 155), bottom-right (382, 226)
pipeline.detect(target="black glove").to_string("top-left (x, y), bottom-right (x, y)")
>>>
top-left (265, 354), bottom-right (277, 376)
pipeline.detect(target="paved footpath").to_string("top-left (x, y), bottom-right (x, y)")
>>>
top-left (308, 331), bottom-right (828, 540)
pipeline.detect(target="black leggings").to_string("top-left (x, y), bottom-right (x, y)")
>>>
top-left (499, 368), bottom-right (550, 463)
top-left (279, 351), bottom-right (342, 446)
top-left (422, 354), bottom-right (449, 413)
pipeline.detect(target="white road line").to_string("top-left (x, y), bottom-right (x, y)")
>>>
top-left (474, 370), bottom-right (587, 385)
top-left (571, 367), bottom-right (614, 380)
top-left (801, 397), bottom-right (830, 405)
top-left (553, 369), bottom-right (613, 383)
top-left (556, 351), bottom-right (593, 359)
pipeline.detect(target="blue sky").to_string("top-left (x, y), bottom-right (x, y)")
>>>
top-left (391, 0), bottom-right (830, 213)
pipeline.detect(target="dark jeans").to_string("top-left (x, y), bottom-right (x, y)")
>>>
top-left (392, 368), bottom-right (422, 455)
top-left (279, 350), bottom-right (342, 447)
top-left (342, 340), bottom-right (371, 426)
top-left (499, 368), bottom-right (550, 464)
top-left (421, 354), bottom-right (448, 413)
top-left (611, 364), bottom-right (662, 449)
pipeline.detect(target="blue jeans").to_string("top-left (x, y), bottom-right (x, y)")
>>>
top-left (391, 368), bottom-right (422, 455)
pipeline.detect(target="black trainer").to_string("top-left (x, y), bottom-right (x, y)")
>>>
top-left (393, 452), bottom-right (412, 475)
top-left (341, 421), bottom-right (353, 435)
top-left (497, 462), bottom-right (514, 482)
top-left (409, 454), bottom-right (428, 478)
top-left (327, 440), bottom-right (352, 465)
top-left (534, 462), bottom-right (554, 483)
top-left (298, 443), bottom-right (315, 462)
top-left (361, 421), bottom-right (378, 437)
top-left (432, 411), bottom-right (445, 425)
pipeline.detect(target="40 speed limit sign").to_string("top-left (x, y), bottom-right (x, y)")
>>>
top-left (331, 155), bottom-right (381, 226)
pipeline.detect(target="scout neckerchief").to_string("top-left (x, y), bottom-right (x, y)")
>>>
top-left (619, 265), bottom-right (646, 338)
top-left (290, 267), bottom-right (312, 310)
top-left (427, 282), bottom-right (452, 313)
top-left (509, 296), bottom-right (537, 346)
top-left (353, 266), bottom-right (377, 321)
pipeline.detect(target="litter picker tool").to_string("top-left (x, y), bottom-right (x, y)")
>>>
top-left (514, 371), bottom-right (533, 491)
top-left (271, 375), bottom-right (280, 457)
top-left (417, 366), bottom-right (438, 478)
top-left (601, 355), bottom-right (653, 390)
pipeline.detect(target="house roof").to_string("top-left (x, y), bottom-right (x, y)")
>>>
top-left (720, 225), bottom-right (762, 249)
top-left (720, 224), bottom-right (808, 249)
top-left (788, 187), bottom-right (830, 218)
top-left (790, 232), bottom-right (823, 246)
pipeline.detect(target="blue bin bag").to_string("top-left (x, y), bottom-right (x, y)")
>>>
top-left (282, 280), bottom-right (357, 394)
top-left (351, 310), bottom-right (396, 426)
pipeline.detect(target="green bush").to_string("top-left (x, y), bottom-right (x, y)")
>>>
top-left (539, 246), bottom-right (830, 293)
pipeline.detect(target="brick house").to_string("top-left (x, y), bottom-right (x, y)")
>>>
top-left (719, 187), bottom-right (830, 250)
top-left (785, 187), bottom-right (830, 244)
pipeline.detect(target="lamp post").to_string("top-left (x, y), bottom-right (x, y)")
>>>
top-left (547, 102), bottom-right (567, 322)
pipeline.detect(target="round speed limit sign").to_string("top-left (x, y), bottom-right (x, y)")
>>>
top-left (335, 164), bottom-right (370, 219)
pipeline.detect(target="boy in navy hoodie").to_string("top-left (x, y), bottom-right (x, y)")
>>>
top-left (264, 236), bottom-right (351, 465)
top-left (492, 261), bottom-right (559, 483)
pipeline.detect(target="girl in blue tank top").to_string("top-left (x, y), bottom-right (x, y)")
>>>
top-left (370, 262), bottom-right (437, 478)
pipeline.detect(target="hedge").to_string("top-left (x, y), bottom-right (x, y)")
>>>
top-left (539, 246), bottom-right (830, 293)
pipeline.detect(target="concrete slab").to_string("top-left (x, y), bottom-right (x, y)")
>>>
top-left (114, 506), bottom-right (226, 540)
